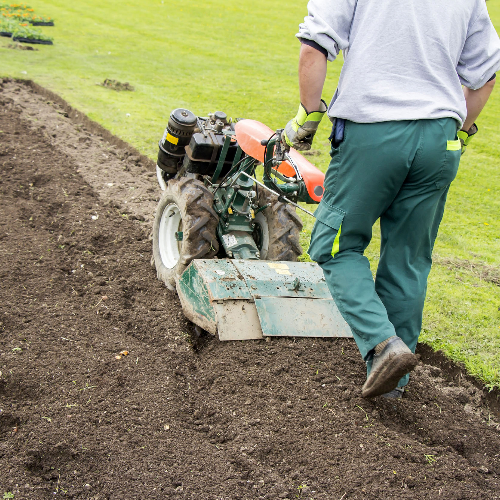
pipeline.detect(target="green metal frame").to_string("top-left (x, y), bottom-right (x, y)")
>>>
top-left (261, 138), bottom-right (316, 204)
top-left (205, 130), bottom-right (315, 259)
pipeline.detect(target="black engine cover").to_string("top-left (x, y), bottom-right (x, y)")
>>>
top-left (157, 111), bottom-right (239, 178)
top-left (183, 132), bottom-right (238, 176)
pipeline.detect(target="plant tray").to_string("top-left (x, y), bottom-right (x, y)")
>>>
top-left (0, 31), bottom-right (12, 37)
top-left (31, 21), bottom-right (54, 26)
top-left (12, 37), bottom-right (53, 45)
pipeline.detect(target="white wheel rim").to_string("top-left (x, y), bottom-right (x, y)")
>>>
top-left (156, 165), bottom-right (167, 191)
top-left (158, 203), bottom-right (182, 269)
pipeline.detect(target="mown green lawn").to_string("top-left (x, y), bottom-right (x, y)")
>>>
top-left (1, 0), bottom-right (499, 388)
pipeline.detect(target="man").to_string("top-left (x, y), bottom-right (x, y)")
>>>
top-left (283, 0), bottom-right (500, 398)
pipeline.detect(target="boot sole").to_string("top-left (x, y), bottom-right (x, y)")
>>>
top-left (361, 353), bottom-right (417, 398)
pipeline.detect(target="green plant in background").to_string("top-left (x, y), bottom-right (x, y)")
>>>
top-left (0, 0), bottom-right (499, 389)
top-left (4, 9), bottom-right (32, 21)
top-left (29, 13), bottom-right (53, 24)
top-left (12, 23), bottom-right (51, 40)
top-left (0, 2), bottom-right (53, 39)
top-left (0, 17), bottom-right (17, 34)
top-left (0, 3), bottom-right (32, 11)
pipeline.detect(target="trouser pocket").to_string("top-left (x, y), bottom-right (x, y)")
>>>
top-left (308, 194), bottom-right (345, 264)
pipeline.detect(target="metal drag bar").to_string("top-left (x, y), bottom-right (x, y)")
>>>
top-left (237, 171), bottom-right (316, 218)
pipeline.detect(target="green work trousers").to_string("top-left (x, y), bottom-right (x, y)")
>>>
top-left (308, 119), bottom-right (461, 387)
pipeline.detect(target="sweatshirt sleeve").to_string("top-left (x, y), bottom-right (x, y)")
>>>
top-left (457, 2), bottom-right (500, 89)
top-left (296, 0), bottom-right (357, 62)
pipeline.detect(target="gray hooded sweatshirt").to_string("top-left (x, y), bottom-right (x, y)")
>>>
top-left (297, 0), bottom-right (500, 126)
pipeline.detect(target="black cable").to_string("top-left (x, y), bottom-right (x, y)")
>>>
top-left (212, 155), bottom-right (256, 197)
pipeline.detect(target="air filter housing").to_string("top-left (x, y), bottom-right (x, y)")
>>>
top-left (157, 108), bottom-right (197, 173)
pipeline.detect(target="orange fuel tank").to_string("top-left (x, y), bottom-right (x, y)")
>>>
top-left (234, 119), bottom-right (325, 203)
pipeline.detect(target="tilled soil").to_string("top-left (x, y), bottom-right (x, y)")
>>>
top-left (1, 80), bottom-right (500, 500)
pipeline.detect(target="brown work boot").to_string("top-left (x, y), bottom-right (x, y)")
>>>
top-left (362, 336), bottom-right (417, 398)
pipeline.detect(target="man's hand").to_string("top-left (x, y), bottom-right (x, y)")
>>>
top-left (283, 100), bottom-right (327, 151)
top-left (457, 123), bottom-right (478, 155)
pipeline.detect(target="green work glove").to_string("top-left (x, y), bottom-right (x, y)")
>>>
top-left (457, 123), bottom-right (478, 155)
top-left (283, 100), bottom-right (328, 151)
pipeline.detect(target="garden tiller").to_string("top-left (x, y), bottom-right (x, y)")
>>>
top-left (152, 108), bottom-right (352, 341)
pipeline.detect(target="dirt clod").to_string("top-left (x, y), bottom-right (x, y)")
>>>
top-left (99, 78), bottom-right (135, 91)
top-left (7, 43), bottom-right (38, 51)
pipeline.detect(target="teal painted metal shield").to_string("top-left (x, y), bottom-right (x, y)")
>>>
top-left (254, 297), bottom-right (351, 337)
top-left (177, 259), bottom-right (352, 340)
top-left (232, 260), bottom-right (332, 299)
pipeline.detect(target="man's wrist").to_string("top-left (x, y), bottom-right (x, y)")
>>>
top-left (294, 100), bottom-right (328, 127)
top-left (459, 123), bottom-right (478, 136)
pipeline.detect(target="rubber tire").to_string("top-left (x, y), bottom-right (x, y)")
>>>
top-left (152, 177), bottom-right (219, 290)
top-left (252, 211), bottom-right (270, 259)
top-left (256, 187), bottom-right (303, 261)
